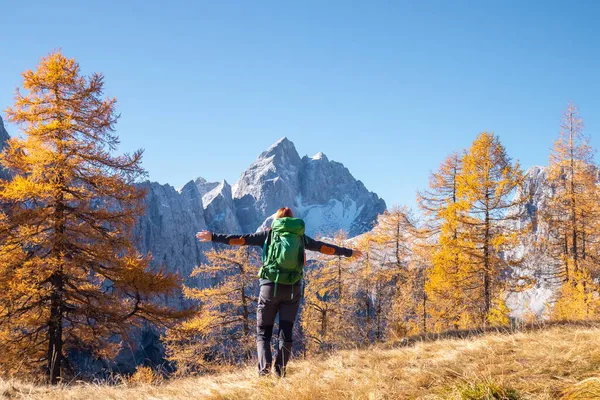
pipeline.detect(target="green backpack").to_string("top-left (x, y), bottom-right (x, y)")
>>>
top-left (259, 217), bottom-right (306, 288)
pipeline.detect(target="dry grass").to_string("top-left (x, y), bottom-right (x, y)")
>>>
top-left (2, 322), bottom-right (600, 399)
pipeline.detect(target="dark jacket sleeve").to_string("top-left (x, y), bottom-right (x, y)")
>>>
top-left (304, 236), bottom-right (354, 257)
top-left (211, 231), bottom-right (269, 247)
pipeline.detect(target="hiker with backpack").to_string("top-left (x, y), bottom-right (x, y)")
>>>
top-left (196, 207), bottom-right (362, 377)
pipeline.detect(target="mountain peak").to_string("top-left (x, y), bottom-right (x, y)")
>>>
top-left (272, 136), bottom-right (291, 147)
top-left (203, 180), bottom-right (233, 207)
top-left (259, 137), bottom-right (300, 162)
top-left (311, 151), bottom-right (328, 162)
top-left (213, 179), bottom-right (232, 193)
top-left (194, 177), bottom-right (220, 198)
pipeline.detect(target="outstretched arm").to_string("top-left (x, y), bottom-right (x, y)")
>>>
top-left (305, 236), bottom-right (362, 258)
top-left (196, 230), bottom-right (269, 247)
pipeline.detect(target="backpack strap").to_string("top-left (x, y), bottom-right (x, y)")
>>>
top-left (262, 229), bottom-right (272, 264)
top-left (299, 235), bottom-right (307, 266)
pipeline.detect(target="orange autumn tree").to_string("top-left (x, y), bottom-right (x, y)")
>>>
top-left (418, 152), bottom-right (477, 331)
top-left (459, 132), bottom-right (528, 325)
top-left (543, 104), bottom-right (600, 319)
top-left (370, 206), bottom-right (419, 339)
top-left (164, 247), bottom-right (259, 374)
top-left (350, 231), bottom-right (381, 344)
top-left (0, 51), bottom-right (186, 384)
top-left (301, 231), bottom-right (355, 353)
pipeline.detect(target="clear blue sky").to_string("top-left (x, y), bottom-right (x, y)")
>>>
top-left (2, 1), bottom-right (600, 208)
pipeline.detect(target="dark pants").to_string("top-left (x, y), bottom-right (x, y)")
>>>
top-left (256, 282), bottom-right (301, 376)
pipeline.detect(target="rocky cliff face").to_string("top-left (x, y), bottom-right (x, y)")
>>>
top-left (0, 117), bottom-right (11, 180)
top-left (0, 117), bottom-right (9, 149)
top-left (201, 180), bottom-right (242, 234)
top-left (505, 166), bottom-right (562, 318)
top-left (298, 151), bottom-right (387, 237)
top-left (133, 181), bottom-right (212, 285)
top-left (194, 177), bottom-right (220, 199)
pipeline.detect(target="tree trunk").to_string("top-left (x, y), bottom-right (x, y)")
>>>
top-left (569, 123), bottom-right (579, 273)
top-left (47, 274), bottom-right (63, 385)
top-left (49, 188), bottom-right (65, 384)
top-left (483, 191), bottom-right (491, 322)
top-left (422, 289), bottom-right (427, 334)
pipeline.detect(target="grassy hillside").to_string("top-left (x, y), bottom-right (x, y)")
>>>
top-left (2, 322), bottom-right (600, 399)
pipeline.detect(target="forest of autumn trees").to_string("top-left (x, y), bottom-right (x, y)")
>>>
top-left (2, 51), bottom-right (600, 382)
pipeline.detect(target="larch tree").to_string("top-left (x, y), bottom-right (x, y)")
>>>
top-left (458, 132), bottom-right (527, 325)
top-left (417, 151), bottom-right (476, 331)
top-left (164, 247), bottom-right (259, 374)
top-left (391, 238), bottom-right (430, 336)
top-left (350, 232), bottom-right (378, 344)
top-left (0, 51), bottom-right (186, 384)
top-left (370, 206), bottom-right (418, 339)
top-left (300, 266), bottom-right (333, 354)
top-left (543, 104), bottom-right (600, 318)
top-left (551, 269), bottom-right (600, 320)
top-left (300, 231), bottom-right (355, 353)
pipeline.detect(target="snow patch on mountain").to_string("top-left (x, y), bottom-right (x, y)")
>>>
top-left (311, 151), bottom-right (328, 161)
top-left (295, 195), bottom-right (365, 237)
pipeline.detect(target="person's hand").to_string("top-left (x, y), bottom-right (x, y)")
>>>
top-left (196, 230), bottom-right (213, 242)
top-left (350, 249), bottom-right (363, 258)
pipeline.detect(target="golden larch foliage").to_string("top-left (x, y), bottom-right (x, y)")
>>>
top-left (164, 247), bottom-right (259, 375)
top-left (552, 269), bottom-right (600, 320)
top-left (369, 206), bottom-right (420, 339)
top-left (458, 132), bottom-right (528, 324)
top-left (542, 104), bottom-right (600, 320)
top-left (301, 231), bottom-right (355, 354)
top-left (418, 152), bottom-right (477, 331)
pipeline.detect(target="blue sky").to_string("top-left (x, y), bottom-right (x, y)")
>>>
top-left (2, 1), bottom-right (600, 209)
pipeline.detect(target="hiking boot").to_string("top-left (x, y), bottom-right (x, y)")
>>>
top-left (273, 365), bottom-right (286, 378)
top-left (258, 369), bottom-right (271, 378)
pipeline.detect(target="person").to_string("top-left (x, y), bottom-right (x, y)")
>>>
top-left (196, 207), bottom-right (361, 377)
